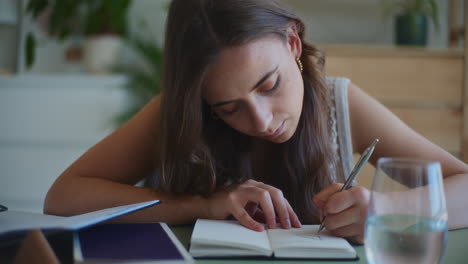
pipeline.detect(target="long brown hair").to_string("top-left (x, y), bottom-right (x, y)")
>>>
top-left (159, 0), bottom-right (333, 223)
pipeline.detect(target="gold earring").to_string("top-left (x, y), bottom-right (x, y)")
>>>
top-left (296, 57), bottom-right (303, 73)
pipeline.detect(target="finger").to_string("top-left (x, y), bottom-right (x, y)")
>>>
top-left (325, 190), bottom-right (355, 214)
top-left (285, 200), bottom-right (302, 228)
top-left (326, 186), bottom-right (370, 214)
top-left (245, 202), bottom-right (259, 217)
top-left (324, 206), bottom-right (360, 231)
top-left (313, 183), bottom-right (343, 219)
top-left (225, 215), bottom-right (236, 220)
top-left (243, 179), bottom-right (263, 187)
top-left (252, 208), bottom-right (266, 223)
top-left (347, 235), bottom-right (364, 245)
top-left (228, 185), bottom-right (269, 231)
top-left (232, 207), bottom-right (265, 232)
top-left (329, 223), bottom-right (363, 240)
top-left (255, 183), bottom-right (291, 229)
top-left (313, 183), bottom-right (343, 208)
top-left (244, 187), bottom-right (277, 229)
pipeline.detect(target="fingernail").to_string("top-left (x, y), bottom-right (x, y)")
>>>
top-left (256, 224), bottom-right (265, 232)
top-left (269, 222), bottom-right (276, 229)
top-left (286, 219), bottom-right (291, 229)
top-left (295, 218), bottom-right (301, 228)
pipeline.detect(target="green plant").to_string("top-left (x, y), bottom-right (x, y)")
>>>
top-left (114, 1), bottom-right (168, 126)
top-left (114, 36), bottom-right (163, 126)
top-left (381, 0), bottom-right (439, 30)
top-left (24, 0), bottom-right (132, 68)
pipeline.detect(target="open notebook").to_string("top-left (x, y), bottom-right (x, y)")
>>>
top-left (189, 219), bottom-right (357, 260)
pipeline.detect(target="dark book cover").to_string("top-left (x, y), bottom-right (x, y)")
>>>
top-left (75, 223), bottom-right (192, 263)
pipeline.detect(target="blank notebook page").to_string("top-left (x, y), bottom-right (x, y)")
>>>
top-left (191, 219), bottom-right (271, 252)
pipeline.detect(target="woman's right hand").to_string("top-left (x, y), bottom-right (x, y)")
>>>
top-left (204, 179), bottom-right (302, 232)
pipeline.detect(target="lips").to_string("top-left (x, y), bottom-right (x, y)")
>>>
top-left (265, 120), bottom-right (285, 140)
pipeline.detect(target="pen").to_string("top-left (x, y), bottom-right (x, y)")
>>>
top-left (317, 138), bottom-right (379, 234)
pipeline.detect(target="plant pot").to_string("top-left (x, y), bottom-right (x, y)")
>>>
top-left (83, 35), bottom-right (122, 74)
top-left (395, 14), bottom-right (428, 46)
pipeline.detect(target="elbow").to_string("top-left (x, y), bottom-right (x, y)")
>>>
top-left (43, 184), bottom-right (60, 215)
top-left (43, 175), bottom-right (70, 216)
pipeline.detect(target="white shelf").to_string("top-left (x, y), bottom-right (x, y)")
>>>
top-left (0, 74), bottom-right (129, 212)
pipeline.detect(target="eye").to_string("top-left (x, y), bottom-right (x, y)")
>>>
top-left (217, 105), bottom-right (239, 117)
top-left (263, 75), bottom-right (281, 94)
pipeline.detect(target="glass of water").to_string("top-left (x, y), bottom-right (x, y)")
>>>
top-left (365, 157), bottom-right (448, 264)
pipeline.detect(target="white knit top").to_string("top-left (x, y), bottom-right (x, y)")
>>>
top-left (325, 76), bottom-right (355, 184)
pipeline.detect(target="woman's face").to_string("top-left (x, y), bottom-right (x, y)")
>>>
top-left (203, 33), bottom-right (304, 143)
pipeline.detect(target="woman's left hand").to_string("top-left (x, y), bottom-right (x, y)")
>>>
top-left (312, 183), bottom-right (370, 244)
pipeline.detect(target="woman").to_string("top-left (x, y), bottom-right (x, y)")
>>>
top-left (44, 0), bottom-right (468, 244)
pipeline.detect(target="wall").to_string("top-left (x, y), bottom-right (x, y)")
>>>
top-left (280, 0), bottom-right (449, 47)
top-left (0, 0), bottom-right (451, 74)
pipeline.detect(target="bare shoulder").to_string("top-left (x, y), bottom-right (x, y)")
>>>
top-left (347, 82), bottom-right (468, 177)
top-left (346, 82), bottom-right (389, 154)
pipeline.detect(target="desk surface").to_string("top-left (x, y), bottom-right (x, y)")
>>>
top-left (170, 225), bottom-right (468, 264)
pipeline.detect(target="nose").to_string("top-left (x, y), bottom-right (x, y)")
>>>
top-left (248, 100), bottom-right (272, 134)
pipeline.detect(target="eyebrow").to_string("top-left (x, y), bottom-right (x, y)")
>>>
top-left (211, 65), bottom-right (279, 108)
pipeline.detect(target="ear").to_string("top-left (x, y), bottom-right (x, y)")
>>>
top-left (286, 23), bottom-right (302, 59)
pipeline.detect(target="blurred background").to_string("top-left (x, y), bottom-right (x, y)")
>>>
top-left (0, 0), bottom-right (466, 213)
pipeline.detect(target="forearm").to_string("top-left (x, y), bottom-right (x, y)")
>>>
top-left (444, 173), bottom-right (468, 230)
top-left (44, 175), bottom-right (208, 225)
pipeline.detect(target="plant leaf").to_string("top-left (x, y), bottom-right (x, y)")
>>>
top-left (26, 0), bottom-right (49, 19)
top-left (429, 0), bottom-right (440, 31)
top-left (128, 37), bottom-right (163, 72)
top-left (115, 35), bottom-right (164, 126)
top-left (25, 33), bottom-right (36, 69)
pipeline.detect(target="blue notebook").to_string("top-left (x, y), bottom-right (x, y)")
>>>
top-left (74, 222), bottom-right (193, 263)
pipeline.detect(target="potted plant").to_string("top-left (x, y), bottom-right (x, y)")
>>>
top-left (114, 2), bottom-right (169, 125)
top-left (25, 0), bottom-right (131, 73)
top-left (382, 0), bottom-right (439, 46)
top-left (115, 35), bottom-right (163, 125)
